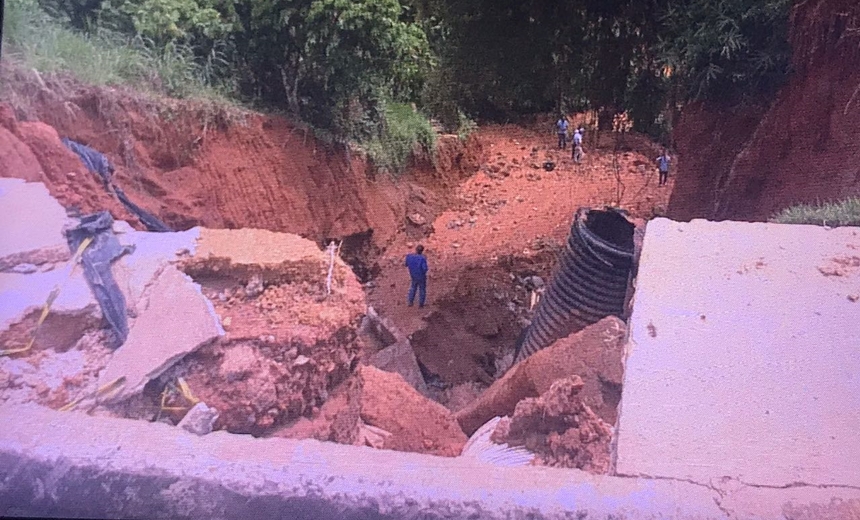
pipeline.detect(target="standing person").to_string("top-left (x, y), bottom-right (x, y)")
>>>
top-left (405, 245), bottom-right (428, 308)
top-left (572, 127), bottom-right (584, 164)
top-left (656, 149), bottom-right (671, 186)
top-left (556, 117), bottom-right (569, 149)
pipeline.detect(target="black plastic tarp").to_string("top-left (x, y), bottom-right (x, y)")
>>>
top-left (61, 137), bottom-right (173, 233)
top-left (61, 138), bottom-right (113, 185)
top-left (66, 211), bottom-right (135, 348)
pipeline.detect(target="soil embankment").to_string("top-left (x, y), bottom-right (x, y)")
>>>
top-left (0, 68), bottom-right (482, 266)
top-left (669, 0), bottom-right (860, 221)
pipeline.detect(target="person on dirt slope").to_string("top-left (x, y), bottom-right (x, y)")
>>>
top-left (556, 117), bottom-right (569, 149)
top-left (573, 128), bottom-right (584, 164)
top-left (656, 149), bottom-right (671, 186)
top-left (405, 244), bottom-right (429, 308)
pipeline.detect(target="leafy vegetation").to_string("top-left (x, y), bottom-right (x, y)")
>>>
top-left (771, 198), bottom-right (860, 227)
top-left (656, 0), bottom-right (792, 103)
top-left (363, 102), bottom-right (436, 176)
top-left (3, 0), bottom-right (794, 164)
top-left (3, 0), bottom-right (233, 98)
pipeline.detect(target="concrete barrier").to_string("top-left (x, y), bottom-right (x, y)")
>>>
top-left (0, 404), bottom-right (726, 519)
top-left (3, 404), bottom-right (858, 519)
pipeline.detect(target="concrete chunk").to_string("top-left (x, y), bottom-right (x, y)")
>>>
top-left (178, 402), bottom-right (220, 436)
top-left (99, 265), bottom-right (223, 401)
top-left (0, 178), bottom-right (71, 271)
top-left (616, 218), bottom-right (860, 488)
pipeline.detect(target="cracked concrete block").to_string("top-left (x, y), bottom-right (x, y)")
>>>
top-left (112, 227), bottom-right (201, 311)
top-left (616, 218), bottom-right (860, 488)
top-left (0, 178), bottom-right (71, 271)
top-left (178, 402), bottom-right (219, 436)
top-left (0, 269), bottom-right (101, 352)
top-left (99, 265), bottom-right (224, 402)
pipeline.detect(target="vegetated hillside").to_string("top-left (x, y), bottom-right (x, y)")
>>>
top-left (668, 0), bottom-right (860, 222)
top-left (0, 67), bottom-right (483, 260)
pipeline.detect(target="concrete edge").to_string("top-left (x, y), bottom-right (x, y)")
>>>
top-left (0, 403), bottom-right (727, 520)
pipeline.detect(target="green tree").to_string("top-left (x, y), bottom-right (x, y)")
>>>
top-left (655, 0), bottom-right (792, 102)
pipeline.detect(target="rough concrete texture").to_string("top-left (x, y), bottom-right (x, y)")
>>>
top-left (360, 366), bottom-right (467, 457)
top-left (4, 403), bottom-right (859, 519)
top-left (0, 269), bottom-right (98, 338)
top-left (178, 402), bottom-right (220, 436)
top-left (456, 316), bottom-right (626, 436)
top-left (616, 218), bottom-right (860, 488)
top-left (184, 228), bottom-right (357, 291)
top-left (99, 265), bottom-right (224, 402)
top-left (0, 178), bottom-right (71, 271)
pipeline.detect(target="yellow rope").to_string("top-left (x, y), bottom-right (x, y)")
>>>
top-left (58, 376), bottom-right (126, 412)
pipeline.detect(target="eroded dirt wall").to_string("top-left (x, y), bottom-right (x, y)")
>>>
top-left (668, 0), bottom-right (860, 221)
top-left (0, 70), bottom-right (482, 255)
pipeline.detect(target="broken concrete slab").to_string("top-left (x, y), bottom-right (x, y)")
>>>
top-left (112, 226), bottom-right (201, 312)
top-left (184, 228), bottom-right (356, 290)
top-left (616, 218), bottom-right (860, 488)
top-left (0, 178), bottom-right (71, 271)
top-left (4, 402), bottom-right (858, 519)
top-left (456, 316), bottom-right (626, 436)
top-left (99, 265), bottom-right (224, 402)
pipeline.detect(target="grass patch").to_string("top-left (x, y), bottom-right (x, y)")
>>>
top-left (363, 102), bottom-right (436, 177)
top-left (1, 0), bottom-right (234, 100)
top-left (771, 198), bottom-right (860, 227)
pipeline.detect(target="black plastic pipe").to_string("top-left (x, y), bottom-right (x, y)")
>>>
top-left (514, 207), bottom-right (634, 363)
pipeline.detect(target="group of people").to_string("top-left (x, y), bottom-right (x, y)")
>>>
top-left (555, 117), bottom-right (585, 164)
top-left (556, 116), bottom-right (672, 186)
top-left (400, 121), bottom-right (674, 309)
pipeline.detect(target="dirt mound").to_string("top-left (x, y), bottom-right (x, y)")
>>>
top-left (669, 0), bottom-right (860, 221)
top-left (491, 376), bottom-right (612, 473)
top-left (159, 228), bottom-right (366, 435)
top-left (0, 104), bottom-right (134, 222)
top-left (455, 316), bottom-right (627, 436)
top-left (359, 365), bottom-right (467, 457)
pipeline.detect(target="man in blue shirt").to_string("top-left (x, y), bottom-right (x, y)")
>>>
top-left (556, 117), bottom-right (569, 149)
top-left (656, 150), bottom-right (671, 186)
top-left (405, 245), bottom-right (429, 308)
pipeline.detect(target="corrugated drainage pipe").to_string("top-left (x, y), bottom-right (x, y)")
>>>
top-left (514, 207), bottom-right (634, 364)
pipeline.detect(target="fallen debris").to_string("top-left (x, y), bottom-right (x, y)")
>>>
top-left (98, 265), bottom-right (224, 403)
top-left (360, 366), bottom-right (467, 457)
top-left (178, 402), bottom-right (220, 436)
top-left (455, 316), bottom-right (626, 436)
top-left (491, 376), bottom-right (613, 473)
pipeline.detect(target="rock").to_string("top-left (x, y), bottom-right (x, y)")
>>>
top-left (219, 344), bottom-right (258, 381)
top-left (407, 213), bottom-right (427, 226)
top-left (490, 376), bottom-right (612, 473)
top-left (524, 276), bottom-right (545, 290)
top-left (178, 402), bottom-right (219, 436)
top-left (360, 366), bottom-right (467, 457)
top-left (98, 265), bottom-right (224, 402)
top-left (245, 274), bottom-right (264, 298)
top-left (292, 355), bottom-right (311, 366)
top-left (0, 179), bottom-right (71, 271)
top-left (455, 317), bottom-right (626, 436)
